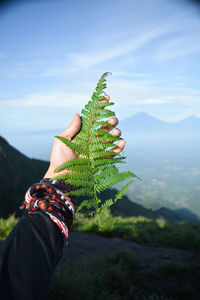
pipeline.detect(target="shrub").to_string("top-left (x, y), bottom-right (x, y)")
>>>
top-left (0, 214), bottom-right (18, 240)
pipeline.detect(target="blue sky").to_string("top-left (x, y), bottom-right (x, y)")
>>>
top-left (0, 0), bottom-right (200, 159)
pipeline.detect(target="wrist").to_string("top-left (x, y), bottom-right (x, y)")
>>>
top-left (44, 165), bottom-right (57, 179)
top-left (40, 178), bottom-right (77, 207)
top-left (21, 181), bottom-right (75, 254)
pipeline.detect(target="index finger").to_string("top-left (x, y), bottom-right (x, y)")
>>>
top-left (98, 94), bottom-right (110, 105)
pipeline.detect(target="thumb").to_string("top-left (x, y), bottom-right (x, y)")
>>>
top-left (59, 113), bottom-right (82, 140)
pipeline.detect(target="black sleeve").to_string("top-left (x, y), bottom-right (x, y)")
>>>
top-left (0, 211), bottom-right (63, 300)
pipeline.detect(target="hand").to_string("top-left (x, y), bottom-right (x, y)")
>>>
top-left (44, 95), bottom-right (126, 178)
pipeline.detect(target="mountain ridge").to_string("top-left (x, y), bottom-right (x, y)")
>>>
top-left (120, 112), bottom-right (200, 132)
top-left (0, 135), bottom-right (49, 218)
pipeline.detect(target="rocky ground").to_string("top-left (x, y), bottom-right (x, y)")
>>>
top-left (60, 231), bottom-right (199, 267)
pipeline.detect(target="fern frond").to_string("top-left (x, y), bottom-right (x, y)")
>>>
top-left (91, 111), bottom-right (115, 121)
top-left (54, 157), bottom-right (89, 172)
top-left (66, 188), bottom-right (94, 197)
top-left (55, 136), bottom-right (88, 156)
top-left (96, 101), bottom-right (114, 109)
top-left (54, 72), bottom-right (137, 222)
top-left (76, 200), bottom-right (93, 212)
top-left (59, 165), bottom-right (92, 173)
top-left (91, 120), bottom-right (115, 129)
top-left (114, 181), bottom-right (134, 202)
top-left (90, 150), bottom-right (119, 159)
top-left (55, 172), bottom-right (93, 181)
top-left (96, 199), bottom-right (113, 213)
top-left (94, 165), bottom-right (119, 182)
top-left (96, 83), bottom-right (107, 91)
top-left (83, 99), bottom-right (113, 111)
top-left (72, 134), bottom-right (89, 145)
top-left (77, 194), bottom-right (101, 212)
top-left (95, 171), bottom-right (135, 193)
top-left (53, 174), bottom-right (93, 187)
top-left (93, 130), bottom-right (121, 140)
top-left (81, 109), bottom-right (91, 118)
top-left (89, 142), bottom-right (115, 152)
top-left (92, 157), bottom-right (126, 168)
top-left (96, 108), bottom-right (115, 115)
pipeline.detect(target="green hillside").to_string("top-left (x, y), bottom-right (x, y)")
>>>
top-left (0, 136), bottom-right (49, 218)
top-left (100, 188), bottom-right (194, 223)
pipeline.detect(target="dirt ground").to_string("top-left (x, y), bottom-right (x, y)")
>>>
top-left (60, 231), bottom-right (199, 267)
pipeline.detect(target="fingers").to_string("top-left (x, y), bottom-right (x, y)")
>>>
top-left (58, 113), bottom-right (82, 140)
top-left (99, 94), bottom-right (110, 103)
top-left (110, 139), bottom-right (126, 154)
top-left (111, 128), bottom-right (121, 138)
top-left (104, 127), bottom-right (125, 156)
top-left (100, 117), bottom-right (118, 132)
top-left (104, 139), bottom-right (126, 158)
top-left (98, 95), bottom-right (118, 132)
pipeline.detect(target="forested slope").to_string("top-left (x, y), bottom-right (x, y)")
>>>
top-left (0, 136), bottom-right (48, 218)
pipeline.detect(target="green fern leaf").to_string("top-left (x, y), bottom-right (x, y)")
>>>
top-left (96, 199), bottom-right (113, 213)
top-left (76, 200), bottom-right (93, 212)
top-left (55, 136), bottom-right (88, 156)
top-left (66, 188), bottom-right (94, 197)
top-left (90, 150), bottom-right (119, 159)
top-left (54, 72), bottom-right (137, 221)
top-left (92, 157), bottom-right (126, 168)
top-left (54, 157), bottom-right (89, 172)
top-left (95, 171), bottom-right (135, 192)
top-left (96, 101), bottom-right (115, 109)
top-left (114, 181), bottom-right (134, 202)
top-left (91, 120), bottom-right (115, 129)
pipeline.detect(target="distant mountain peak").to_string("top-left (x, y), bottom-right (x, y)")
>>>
top-left (120, 112), bottom-right (200, 132)
top-left (134, 112), bottom-right (151, 117)
top-left (183, 115), bottom-right (199, 121)
top-left (125, 112), bottom-right (169, 123)
top-left (120, 111), bottom-right (169, 131)
top-left (173, 114), bottom-right (200, 131)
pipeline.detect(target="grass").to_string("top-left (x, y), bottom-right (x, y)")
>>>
top-left (73, 208), bottom-right (200, 252)
top-left (0, 214), bottom-right (18, 240)
top-left (48, 248), bottom-right (200, 300)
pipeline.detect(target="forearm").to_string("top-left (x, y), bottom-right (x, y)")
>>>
top-left (0, 180), bottom-right (75, 300)
top-left (0, 211), bottom-right (63, 300)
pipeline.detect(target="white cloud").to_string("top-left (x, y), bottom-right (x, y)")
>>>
top-left (142, 99), bottom-right (166, 104)
top-left (41, 68), bottom-right (98, 78)
top-left (65, 24), bottom-right (182, 69)
top-left (0, 92), bottom-right (88, 108)
top-left (42, 14), bottom-right (200, 80)
top-left (1, 78), bottom-right (200, 114)
top-left (0, 60), bottom-right (46, 78)
top-left (155, 36), bottom-right (200, 60)
top-left (109, 79), bottom-right (200, 107)
top-left (153, 12), bottom-right (200, 61)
